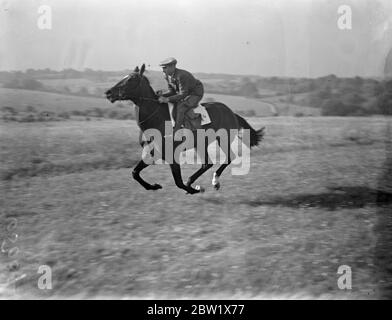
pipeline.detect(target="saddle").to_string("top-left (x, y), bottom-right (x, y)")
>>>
top-left (168, 103), bottom-right (212, 130)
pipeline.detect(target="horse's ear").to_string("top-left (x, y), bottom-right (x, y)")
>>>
top-left (134, 66), bottom-right (139, 73)
top-left (140, 64), bottom-right (145, 76)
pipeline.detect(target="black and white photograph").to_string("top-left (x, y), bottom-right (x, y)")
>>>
top-left (0, 0), bottom-right (392, 302)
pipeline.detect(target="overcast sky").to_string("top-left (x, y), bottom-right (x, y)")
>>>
top-left (1, 0), bottom-right (391, 77)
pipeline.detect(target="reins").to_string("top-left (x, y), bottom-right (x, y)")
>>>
top-left (136, 97), bottom-right (164, 126)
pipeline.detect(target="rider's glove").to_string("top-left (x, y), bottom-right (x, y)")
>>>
top-left (158, 96), bottom-right (169, 103)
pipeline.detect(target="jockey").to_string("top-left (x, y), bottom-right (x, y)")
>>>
top-left (157, 57), bottom-right (204, 132)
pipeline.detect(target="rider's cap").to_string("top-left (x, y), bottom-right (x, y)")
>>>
top-left (159, 57), bottom-right (177, 67)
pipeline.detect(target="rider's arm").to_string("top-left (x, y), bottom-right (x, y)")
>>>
top-left (167, 73), bottom-right (191, 103)
top-left (160, 75), bottom-right (176, 97)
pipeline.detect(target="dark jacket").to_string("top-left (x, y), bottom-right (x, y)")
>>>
top-left (162, 68), bottom-right (204, 103)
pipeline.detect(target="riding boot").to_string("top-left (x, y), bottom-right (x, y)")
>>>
top-left (173, 122), bottom-right (183, 132)
top-left (174, 104), bottom-right (187, 132)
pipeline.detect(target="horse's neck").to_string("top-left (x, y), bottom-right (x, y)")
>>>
top-left (136, 81), bottom-right (170, 132)
top-left (137, 100), bottom-right (170, 132)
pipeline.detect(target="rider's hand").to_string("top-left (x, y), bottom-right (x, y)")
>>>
top-left (158, 96), bottom-right (169, 103)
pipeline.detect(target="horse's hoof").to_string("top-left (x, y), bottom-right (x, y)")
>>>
top-left (186, 186), bottom-right (204, 195)
top-left (213, 182), bottom-right (220, 191)
top-left (150, 184), bottom-right (162, 190)
top-left (195, 185), bottom-right (205, 193)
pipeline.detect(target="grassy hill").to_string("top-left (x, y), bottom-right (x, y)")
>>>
top-left (202, 93), bottom-right (276, 116)
top-left (262, 93), bottom-right (322, 116)
top-left (0, 87), bottom-right (115, 113)
top-left (0, 87), bottom-right (280, 118)
top-left (2, 67), bottom-right (390, 118)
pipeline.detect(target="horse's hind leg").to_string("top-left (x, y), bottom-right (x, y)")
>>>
top-left (132, 159), bottom-right (162, 191)
top-left (186, 163), bottom-right (214, 188)
top-left (212, 135), bottom-right (235, 190)
top-left (186, 143), bottom-right (213, 188)
top-left (170, 163), bottom-right (204, 194)
top-left (212, 163), bottom-right (231, 190)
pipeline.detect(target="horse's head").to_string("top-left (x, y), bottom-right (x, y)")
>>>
top-left (105, 64), bottom-right (148, 103)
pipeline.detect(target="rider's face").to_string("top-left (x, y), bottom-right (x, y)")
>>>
top-left (162, 64), bottom-right (175, 76)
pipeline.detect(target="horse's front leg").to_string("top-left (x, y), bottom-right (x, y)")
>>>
top-left (132, 159), bottom-right (162, 191)
top-left (170, 163), bottom-right (204, 194)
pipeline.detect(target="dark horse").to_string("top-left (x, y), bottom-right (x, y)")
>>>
top-left (105, 64), bottom-right (264, 194)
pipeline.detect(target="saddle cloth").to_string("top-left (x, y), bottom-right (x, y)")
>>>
top-left (167, 102), bottom-right (211, 129)
top-left (193, 105), bottom-right (212, 125)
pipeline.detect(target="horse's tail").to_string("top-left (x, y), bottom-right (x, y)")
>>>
top-left (235, 114), bottom-right (265, 147)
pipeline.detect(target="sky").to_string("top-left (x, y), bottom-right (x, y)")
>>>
top-left (1, 0), bottom-right (392, 77)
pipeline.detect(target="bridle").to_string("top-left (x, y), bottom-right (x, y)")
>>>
top-left (120, 75), bottom-right (163, 126)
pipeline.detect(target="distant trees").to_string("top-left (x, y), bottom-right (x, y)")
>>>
top-left (2, 68), bottom-right (392, 117)
top-left (63, 86), bottom-right (71, 94)
top-left (1, 106), bottom-right (136, 122)
top-left (58, 112), bottom-right (70, 119)
top-left (93, 87), bottom-right (105, 97)
top-left (76, 86), bottom-right (89, 96)
top-left (305, 76), bottom-right (392, 116)
top-left (353, 76), bottom-right (364, 88)
top-left (377, 95), bottom-right (392, 114)
top-left (316, 86), bottom-right (332, 100)
top-left (88, 107), bottom-right (105, 117)
top-left (342, 93), bottom-right (365, 106)
top-left (25, 105), bottom-right (36, 113)
top-left (3, 78), bottom-right (44, 91)
top-left (373, 82), bottom-right (384, 96)
top-left (376, 80), bottom-right (392, 115)
top-left (1, 106), bottom-right (17, 115)
top-left (321, 99), bottom-right (358, 116)
top-left (308, 80), bottom-right (317, 92)
top-left (62, 69), bottom-right (83, 79)
top-left (238, 78), bottom-right (260, 98)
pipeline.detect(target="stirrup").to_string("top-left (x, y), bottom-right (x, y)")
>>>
top-left (173, 124), bottom-right (183, 132)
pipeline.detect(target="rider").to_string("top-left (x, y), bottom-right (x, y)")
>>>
top-left (157, 57), bottom-right (204, 131)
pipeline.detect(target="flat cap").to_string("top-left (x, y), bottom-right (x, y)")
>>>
top-left (159, 57), bottom-right (177, 66)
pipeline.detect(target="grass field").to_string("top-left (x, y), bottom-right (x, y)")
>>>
top-left (0, 88), bottom-right (274, 117)
top-left (1, 116), bottom-right (391, 299)
top-left (262, 93), bottom-right (322, 116)
top-left (0, 84), bottom-right (315, 118)
top-left (0, 88), bottom-right (114, 113)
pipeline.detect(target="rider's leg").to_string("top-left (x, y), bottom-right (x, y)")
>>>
top-left (173, 95), bottom-right (202, 131)
top-left (173, 101), bottom-right (191, 131)
top-left (186, 95), bottom-right (202, 106)
top-left (171, 103), bottom-right (177, 122)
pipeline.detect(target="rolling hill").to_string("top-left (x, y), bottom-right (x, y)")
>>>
top-left (0, 87), bottom-right (121, 113)
top-left (0, 87), bottom-right (280, 117)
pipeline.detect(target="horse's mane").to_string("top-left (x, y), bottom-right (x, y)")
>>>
top-left (142, 74), bottom-right (151, 86)
top-left (140, 74), bottom-right (158, 98)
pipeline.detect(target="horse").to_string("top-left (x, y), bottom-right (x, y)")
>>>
top-left (105, 64), bottom-right (264, 194)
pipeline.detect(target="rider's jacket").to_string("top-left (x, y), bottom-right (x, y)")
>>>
top-left (162, 68), bottom-right (204, 103)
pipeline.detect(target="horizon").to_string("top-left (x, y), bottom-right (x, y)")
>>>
top-left (1, 0), bottom-right (392, 78)
top-left (0, 67), bottom-right (387, 80)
